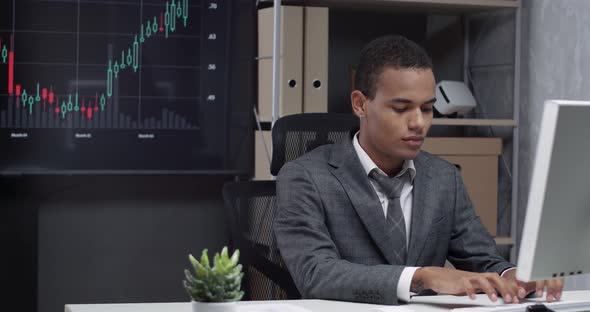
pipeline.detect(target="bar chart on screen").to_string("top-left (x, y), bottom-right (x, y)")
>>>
top-left (0, 0), bottom-right (232, 172)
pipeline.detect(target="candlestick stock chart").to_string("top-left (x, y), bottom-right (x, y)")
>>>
top-left (0, 0), bottom-right (233, 173)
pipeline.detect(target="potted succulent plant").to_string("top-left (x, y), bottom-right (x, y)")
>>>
top-left (183, 246), bottom-right (244, 312)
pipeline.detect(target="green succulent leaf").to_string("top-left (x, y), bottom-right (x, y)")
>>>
top-left (230, 249), bottom-right (240, 266)
top-left (189, 255), bottom-right (208, 278)
top-left (183, 246), bottom-right (243, 302)
top-left (200, 249), bottom-right (210, 269)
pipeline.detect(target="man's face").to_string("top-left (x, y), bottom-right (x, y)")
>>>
top-left (354, 67), bottom-right (436, 170)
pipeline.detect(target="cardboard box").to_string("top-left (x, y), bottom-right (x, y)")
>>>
top-left (422, 138), bottom-right (502, 236)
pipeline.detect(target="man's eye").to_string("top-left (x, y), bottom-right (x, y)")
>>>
top-left (393, 107), bottom-right (406, 113)
top-left (421, 107), bottom-right (433, 112)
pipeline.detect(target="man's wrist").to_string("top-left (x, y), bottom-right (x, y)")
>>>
top-left (398, 267), bottom-right (421, 302)
top-left (411, 267), bottom-right (427, 293)
top-left (500, 267), bottom-right (517, 278)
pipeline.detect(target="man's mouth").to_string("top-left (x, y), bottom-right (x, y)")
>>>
top-left (402, 136), bottom-right (424, 147)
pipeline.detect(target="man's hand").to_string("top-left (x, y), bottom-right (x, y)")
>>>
top-left (501, 269), bottom-right (565, 303)
top-left (412, 267), bottom-right (521, 303)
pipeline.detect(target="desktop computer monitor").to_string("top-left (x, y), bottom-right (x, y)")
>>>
top-left (517, 100), bottom-right (590, 282)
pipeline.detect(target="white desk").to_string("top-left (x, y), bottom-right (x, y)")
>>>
top-left (65, 290), bottom-right (590, 312)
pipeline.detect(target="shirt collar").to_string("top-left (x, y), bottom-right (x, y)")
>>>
top-left (352, 131), bottom-right (416, 182)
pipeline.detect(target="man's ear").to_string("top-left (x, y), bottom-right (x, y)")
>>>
top-left (351, 90), bottom-right (367, 118)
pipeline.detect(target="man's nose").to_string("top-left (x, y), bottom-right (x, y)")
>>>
top-left (408, 108), bottom-right (425, 130)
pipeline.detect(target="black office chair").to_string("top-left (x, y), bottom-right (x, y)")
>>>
top-left (270, 113), bottom-right (359, 175)
top-left (222, 113), bottom-right (359, 300)
top-left (223, 181), bottom-right (299, 300)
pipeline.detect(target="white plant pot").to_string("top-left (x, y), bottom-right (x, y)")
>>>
top-left (191, 301), bottom-right (238, 312)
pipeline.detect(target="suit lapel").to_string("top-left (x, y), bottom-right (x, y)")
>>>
top-left (329, 139), bottom-right (404, 265)
top-left (406, 152), bottom-right (435, 265)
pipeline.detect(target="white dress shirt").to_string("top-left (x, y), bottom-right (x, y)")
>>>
top-left (352, 133), bottom-right (419, 302)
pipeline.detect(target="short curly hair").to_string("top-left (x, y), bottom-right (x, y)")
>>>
top-left (355, 35), bottom-right (433, 100)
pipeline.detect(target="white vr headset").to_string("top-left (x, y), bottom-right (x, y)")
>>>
top-left (434, 80), bottom-right (477, 115)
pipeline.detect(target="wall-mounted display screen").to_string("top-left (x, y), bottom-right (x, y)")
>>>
top-left (0, 0), bottom-right (235, 173)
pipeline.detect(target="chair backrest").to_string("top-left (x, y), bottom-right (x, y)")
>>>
top-left (222, 181), bottom-right (300, 300)
top-left (221, 113), bottom-right (358, 300)
top-left (270, 113), bottom-right (359, 175)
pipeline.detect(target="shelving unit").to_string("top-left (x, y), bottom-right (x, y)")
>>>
top-left (261, 0), bottom-right (518, 12)
top-left (495, 237), bottom-right (514, 246)
top-left (432, 118), bottom-right (518, 127)
top-left (260, 0), bottom-right (521, 259)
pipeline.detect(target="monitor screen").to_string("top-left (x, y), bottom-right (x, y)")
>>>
top-left (517, 100), bottom-right (590, 281)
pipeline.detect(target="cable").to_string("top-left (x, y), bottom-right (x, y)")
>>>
top-left (253, 106), bottom-right (272, 165)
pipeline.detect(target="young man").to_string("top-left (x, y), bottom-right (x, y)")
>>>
top-left (273, 35), bottom-right (563, 305)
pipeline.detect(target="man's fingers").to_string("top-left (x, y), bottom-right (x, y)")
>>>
top-left (554, 278), bottom-right (564, 301)
top-left (507, 279), bottom-right (522, 301)
top-left (505, 275), bottom-right (528, 299)
top-left (535, 280), bottom-right (545, 298)
top-left (545, 278), bottom-right (564, 302)
top-left (546, 279), bottom-right (557, 302)
top-left (462, 278), bottom-right (477, 300)
top-left (489, 273), bottom-right (517, 303)
top-left (517, 286), bottom-right (526, 299)
top-left (515, 279), bottom-right (541, 298)
top-left (473, 275), bottom-right (498, 302)
top-left (519, 281), bottom-right (536, 298)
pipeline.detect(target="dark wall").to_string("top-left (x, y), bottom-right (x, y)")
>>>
top-left (33, 175), bottom-right (235, 312)
top-left (1, 174), bottom-right (248, 312)
top-left (1, 184), bottom-right (37, 312)
top-left (227, 0), bottom-right (257, 175)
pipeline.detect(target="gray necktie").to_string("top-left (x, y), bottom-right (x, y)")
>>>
top-left (369, 168), bottom-right (409, 263)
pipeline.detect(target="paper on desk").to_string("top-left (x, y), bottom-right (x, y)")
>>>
top-left (410, 294), bottom-right (590, 311)
top-left (372, 295), bottom-right (503, 312)
top-left (370, 306), bottom-right (414, 312)
top-left (451, 299), bottom-right (590, 312)
top-left (410, 294), bottom-right (506, 306)
top-left (239, 303), bottom-right (312, 312)
top-left (240, 303), bottom-right (413, 312)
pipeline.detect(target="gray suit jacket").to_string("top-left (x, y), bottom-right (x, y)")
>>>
top-left (273, 137), bottom-right (513, 305)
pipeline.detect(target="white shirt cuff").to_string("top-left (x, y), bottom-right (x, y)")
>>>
top-left (397, 266), bottom-right (420, 302)
top-left (500, 267), bottom-right (517, 277)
